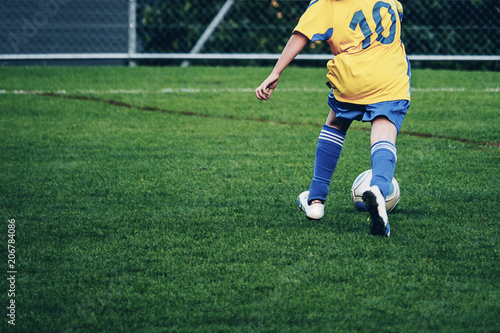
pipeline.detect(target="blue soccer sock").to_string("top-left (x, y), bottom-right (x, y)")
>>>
top-left (370, 141), bottom-right (397, 198)
top-left (308, 125), bottom-right (346, 203)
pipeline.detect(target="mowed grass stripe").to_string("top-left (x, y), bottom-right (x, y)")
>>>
top-left (35, 91), bottom-right (500, 147)
top-left (1, 87), bottom-right (499, 94)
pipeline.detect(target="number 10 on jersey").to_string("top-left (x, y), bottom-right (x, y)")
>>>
top-left (349, 1), bottom-right (397, 49)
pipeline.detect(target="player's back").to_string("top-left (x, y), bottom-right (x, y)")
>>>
top-left (328, 0), bottom-right (400, 54)
top-left (294, 0), bottom-right (410, 104)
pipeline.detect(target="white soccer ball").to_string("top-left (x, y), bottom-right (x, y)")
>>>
top-left (351, 169), bottom-right (400, 213)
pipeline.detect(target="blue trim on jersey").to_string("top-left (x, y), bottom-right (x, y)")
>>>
top-left (311, 27), bottom-right (333, 42)
top-left (307, 0), bottom-right (320, 10)
top-left (406, 55), bottom-right (412, 98)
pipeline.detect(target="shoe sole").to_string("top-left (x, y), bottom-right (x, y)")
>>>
top-left (362, 191), bottom-right (389, 237)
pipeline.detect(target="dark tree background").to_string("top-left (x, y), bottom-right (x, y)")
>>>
top-left (136, 0), bottom-right (500, 56)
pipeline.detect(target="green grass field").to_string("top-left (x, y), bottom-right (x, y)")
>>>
top-left (0, 66), bottom-right (499, 332)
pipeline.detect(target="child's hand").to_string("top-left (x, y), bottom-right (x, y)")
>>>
top-left (255, 72), bottom-right (280, 101)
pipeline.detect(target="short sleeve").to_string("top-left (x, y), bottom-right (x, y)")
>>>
top-left (293, 0), bottom-right (334, 42)
top-left (395, 1), bottom-right (403, 21)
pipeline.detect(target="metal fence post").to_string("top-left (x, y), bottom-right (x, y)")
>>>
top-left (128, 0), bottom-right (137, 67)
top-left (181, 0), bottom-right (235, 67)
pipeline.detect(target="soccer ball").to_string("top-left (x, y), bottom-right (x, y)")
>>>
top-left (350, 169), bottom-right (400, 213)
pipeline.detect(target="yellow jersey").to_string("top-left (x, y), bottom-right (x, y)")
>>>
top-left (294, 0), bottom-right (411, 104)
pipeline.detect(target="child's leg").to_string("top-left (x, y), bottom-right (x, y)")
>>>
top-left (369, 117), bottom-right (398, 197)
top-left (308, 111), bottom-right (351, 203)
top-left (364, 117), bottom-right (398, 236)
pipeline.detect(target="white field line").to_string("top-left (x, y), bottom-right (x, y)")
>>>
top-left (0, 87), bottom-right (498, 95)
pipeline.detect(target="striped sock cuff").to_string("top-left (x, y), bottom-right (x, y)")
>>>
top-left (371, 141), bottom-right (397, 161)
top-left (318, 125), bottom-right (346, 148)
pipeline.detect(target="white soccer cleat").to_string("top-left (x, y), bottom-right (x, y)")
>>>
top-left (297, 191), bottom-right (324, 220)
top-left (362, 185), bottom-right (390, 237)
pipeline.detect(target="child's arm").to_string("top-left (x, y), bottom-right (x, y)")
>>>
top-left (255, 32), bottom-right (309, 101)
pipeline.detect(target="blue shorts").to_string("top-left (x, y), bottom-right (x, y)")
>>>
top-left (327, 92), bottom-right (410, 133)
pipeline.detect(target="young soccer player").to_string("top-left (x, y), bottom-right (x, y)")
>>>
top-left (255, 0), bottom-right (410, 237)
